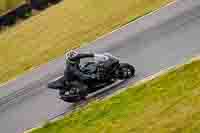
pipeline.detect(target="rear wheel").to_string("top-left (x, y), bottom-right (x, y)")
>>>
top-left (69, 87), bottom-right (87, 99)
top-left (61, 82), bottom-right (88, 102)
top-left (116, 63), bottom-right (135, 79)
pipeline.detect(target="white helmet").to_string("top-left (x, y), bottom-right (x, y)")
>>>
top-left (65, 50), bottom-right (78, 60)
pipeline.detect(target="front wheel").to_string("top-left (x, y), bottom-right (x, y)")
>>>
top-left (116, 63), bottom-right (135, 79)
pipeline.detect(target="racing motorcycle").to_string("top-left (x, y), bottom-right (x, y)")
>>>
top-left (48, 53), bottom-right (135, 103)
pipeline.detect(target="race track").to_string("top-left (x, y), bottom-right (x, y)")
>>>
top-left (1, 1), bottom-right (200, 133)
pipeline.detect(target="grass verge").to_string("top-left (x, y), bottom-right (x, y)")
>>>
top-left (0, 0), bottom-right (172, 84)
top-left (29, 59), bottom-right (200, 133)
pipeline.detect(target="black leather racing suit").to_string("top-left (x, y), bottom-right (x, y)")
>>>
top-left (64, 53), bottom-right (95, 82)
top-left (60, 53), bottom-right (95, 97)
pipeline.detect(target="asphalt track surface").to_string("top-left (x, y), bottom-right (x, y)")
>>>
top-left (1, 1), bottom-right (200, 133)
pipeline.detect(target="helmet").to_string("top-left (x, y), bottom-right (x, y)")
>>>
top-left (65, 50), bottom-right (78, 59)
top-left (65, 50), bottom-right (79, 64)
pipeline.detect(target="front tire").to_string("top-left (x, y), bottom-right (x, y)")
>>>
top-left (116, 63), bottom-right (135, 79)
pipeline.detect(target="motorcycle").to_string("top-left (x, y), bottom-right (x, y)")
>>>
top-left (48, 53), bottom-right (135, 103)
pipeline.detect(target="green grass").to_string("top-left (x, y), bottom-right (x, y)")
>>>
top-left (0, 0), bottom-right (26, 15)
top-left (30, 59), bottom-right (200, 133)
top-left (0, 0), bottom-right (172, 85)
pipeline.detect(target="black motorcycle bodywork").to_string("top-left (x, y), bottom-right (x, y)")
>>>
top-left (48, 53), bottom-right (135, 103)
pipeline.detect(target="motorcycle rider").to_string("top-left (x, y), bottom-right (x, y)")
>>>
top-left (60, 50), bottom-right (97, 98)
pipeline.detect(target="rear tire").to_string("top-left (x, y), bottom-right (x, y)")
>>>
top-left (69, 85), bottom-right (87, 100)
top-left (61, 82), bottom-right (88, 102)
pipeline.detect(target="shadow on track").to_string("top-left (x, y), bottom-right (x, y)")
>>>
top-left (48, 76), bottom-right (138, 121)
